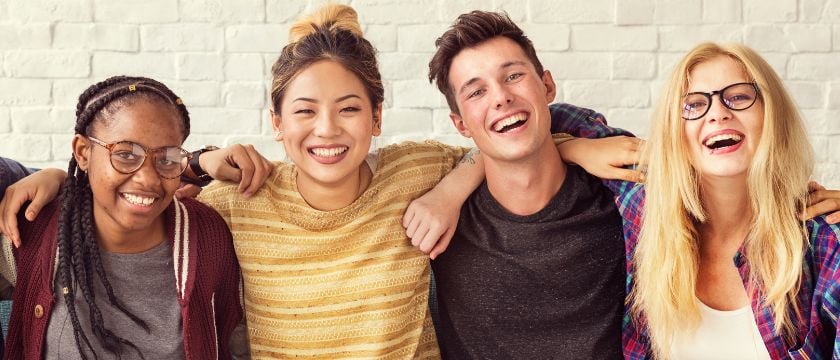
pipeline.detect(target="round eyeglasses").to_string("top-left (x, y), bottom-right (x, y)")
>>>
top-left (681, 82), bottom-right (760, 121)
top-left (87, 136), bottom-right (191, 179)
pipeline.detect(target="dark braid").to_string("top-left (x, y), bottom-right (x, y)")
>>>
top-left (57, 76), bottom-right (191, 359)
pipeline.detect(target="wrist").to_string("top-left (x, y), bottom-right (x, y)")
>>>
top-left (186, 145), bottom-right (219, 186)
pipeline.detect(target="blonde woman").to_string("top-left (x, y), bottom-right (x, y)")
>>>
top-left (557, 43), bottom-right (840, 359)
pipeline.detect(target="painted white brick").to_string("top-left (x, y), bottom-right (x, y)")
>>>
top-left (786, 82), bottom-right (825, 110)
top-left (814, 162), bottom-right (840, 189)
top-left (5, 51), bottom-right (90, 78)
top-left (0, 24), bottom-right (50, 49)
top-left (177, 54), bottom-right (224, 81)
top-left (810, 136), bottom-right (829, 163)
top-left (653, 0), bottom-right (703, 24)
top-left (0, 108), bottom-right (10, 133)
top-left (827, 111), bottom-right (840, 134)
top-left (266, 0), bottom-right (309, 23)
top-left (743, 0), bottom-right (796, 22)
top-left (379, 53), bottom-right (432, 80)
top-left (605, 108), bottom-right (652, 137)
top-left (540, 52), bottom-right (611, 80)
top-left (188, 108), bottom-right (262, 134)
top-left (835, 26), bottom-right (840, 50)
top-left (788, 54), bottom-right (840, 81)
top-left (564, 80), bottom-right (650, 109)
top-left (522, 24), bottom-right (570, 51)
top-left (381, 108), bottom-right (433, 135)
top-left (825, 0), bottom-right (840, 22)
top-left (51, 135), bottom-right (74, 162)
top-left (11, 108), bottom-right (75, 134)
top-left (365, 25), bottom-right (398, 52)
top-left (493, 0), bottom-right (527, 22)
top-left (0, 1), bottom-right (7, 21)
top-left (0, 79), bottom-right (52, 106)
top-left (180, 0), bottom-right (265, 22)
top-left (659, 25), bottom-right (743, 52)
top-left (612, 53), bottom-right (657, 80)
top-left (226, 25), bottom-right (291, 53)
top-left (141, 25), bottom-right (222, 52)
top-left (225, 54), bottom-right (265, 81)
top-left (354, 0), bottom-right (437, 24)
top-left (9, 0), bottom-right (92, 22)
top-left (530, 0), bottom-right (614, 24)
top-left (703, 0), bottom-right (741, 23)
top-left (92, 53), bottom-right (176, 79)
top-left (571, 25), bottom-right (658, 51)
top-left (54, 79), bottom-right (97, 107)
top-left (0, 135), bottom-right (52, 162)
top-left (182, 134), bottom-right (228, 152)
top-left (745, 25), bottom-right (831, 53)
top-left (616, 0), bottom-right (654, 25)
top-left (223, 82), bottom-right (266, 108)
top-left (392, 80), bottom-right (442, 108)
top-left (397, 24), bottom-right (449, 52)
top-left (829, 82), bottom-right (840, 109)
top-left (169, 81), bottom-right (221, 107)
top-left (437, 0), bottom-right (494, 21)
top-left (801, 0), bottom-right (828, 22)
top-left (800, 110), bottom-right (828, 136)
top-left (432, 108), bottom-right (460, 134)
top-left (54, 24), bottom-right (139, 51)
top-left (94, 0), bottom-right (178, 23)
top-left (759, 52), bottom-right (789, 79)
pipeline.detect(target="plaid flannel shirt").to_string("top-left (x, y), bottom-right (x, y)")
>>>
top-left (550, 102), bottom-right (840, 360)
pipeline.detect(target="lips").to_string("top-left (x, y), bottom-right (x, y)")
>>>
top-left (307, 145), bottom-right (349, 164)
top-left (491, 112), bottom-right (528, 133)
top-left (701, 130), bottom-right (745, 154)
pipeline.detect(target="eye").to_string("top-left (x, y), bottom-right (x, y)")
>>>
top-left (340, 106), bottom-right (361, 113)
top-left (294, 109), bottom-right (314, 115)
top-left (505, 73), bottom-right (524, 82)
top-left (112, 151), bottom-right (139, 161)
top-left (467, 88), bottom-right (485, 99)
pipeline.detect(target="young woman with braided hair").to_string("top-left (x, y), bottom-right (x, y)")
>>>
top-left (2, 76), bottom-right (243, 359)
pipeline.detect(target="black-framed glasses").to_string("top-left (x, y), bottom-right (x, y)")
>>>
top-left (681, 82), bottom-right (760, 120)
top-left (87, 136), bottom-right (191, 179)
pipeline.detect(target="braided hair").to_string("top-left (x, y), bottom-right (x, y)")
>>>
top-left (59, 76), bottom-right (190, 359)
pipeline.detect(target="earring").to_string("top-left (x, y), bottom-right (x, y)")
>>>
top-left (274, 130), bottom-right (284, 140)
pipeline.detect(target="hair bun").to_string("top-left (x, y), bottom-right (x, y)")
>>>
top-left (288, 4), bottom-right (363, 43)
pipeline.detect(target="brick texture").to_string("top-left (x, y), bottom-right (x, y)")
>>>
top-left (0, 0), bottom-right (837, 188)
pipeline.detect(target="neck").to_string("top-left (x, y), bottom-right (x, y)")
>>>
top-left (93, 210), bottom-right (167, 254)
top-left (484, 141), bottom-right (566, 216)
top-left (296, 163), bottom-right (372, 211)
top-left (698, 175), bottom-right (752, 247)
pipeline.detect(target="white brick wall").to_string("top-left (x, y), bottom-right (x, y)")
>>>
top-left (1, 0), bottom-right (838, 187)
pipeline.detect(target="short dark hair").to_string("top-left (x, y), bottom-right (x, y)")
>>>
top-left (428, 11), bottom-right (544, 115)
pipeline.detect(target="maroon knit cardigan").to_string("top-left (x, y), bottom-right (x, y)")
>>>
top-left (4, 197), bottom-right (242, 360)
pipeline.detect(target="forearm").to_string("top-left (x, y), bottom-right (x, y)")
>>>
top-left (435, 148), bottom-right (484, 203)
top-left (549, 103), bottom-right (634, 139)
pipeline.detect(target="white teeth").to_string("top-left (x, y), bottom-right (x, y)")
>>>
top-left (493, 113), bottom-right (527, 132)
top-left (123, 193), bottom-right (155, 206)
top-left (310, 147), bottom-right (348, 157)
top-left (704, 133), bottom-right (742, 147)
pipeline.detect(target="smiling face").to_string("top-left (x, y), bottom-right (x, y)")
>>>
top-left (272, 60), bottom-right (381, 187)
top-left (683, 55), bottom-right (764, 180)
top-left (447, 36), bottom-right (556, 163)
top-left (75, 98), bottom-right (184, 237)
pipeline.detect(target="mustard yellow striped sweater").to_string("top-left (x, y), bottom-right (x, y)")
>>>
top-left (199, 141), bottom-right (468, 359)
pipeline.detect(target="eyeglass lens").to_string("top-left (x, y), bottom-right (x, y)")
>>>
top-left (109, 141), bottom-right (189, 178)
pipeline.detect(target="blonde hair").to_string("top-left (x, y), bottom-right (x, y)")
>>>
top-left (270, 3), bottom-right (383, 113)
top-left (632, 42), bottom-right (813, 358)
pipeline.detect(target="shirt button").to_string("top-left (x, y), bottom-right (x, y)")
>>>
top-left (34, 304), bottom-right (44, 319)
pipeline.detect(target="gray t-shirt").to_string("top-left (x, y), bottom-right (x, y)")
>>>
top-left (45, 240), bottom-right (184, 360)
top-left (432, 165), bottom-right (625, 359)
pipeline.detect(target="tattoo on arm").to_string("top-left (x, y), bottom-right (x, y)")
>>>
top-left (458, 148), bottom-right (479, 165)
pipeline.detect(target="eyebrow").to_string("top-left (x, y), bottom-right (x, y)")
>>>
top-left (292, 94), bottom-right (363, 104)
top-left (456, 61), bottom-right (529, 96)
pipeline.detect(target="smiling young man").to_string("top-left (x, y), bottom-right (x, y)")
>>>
top-left (426, 11), bottom-right (626, 359)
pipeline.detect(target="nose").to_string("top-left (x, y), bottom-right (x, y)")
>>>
top-left (313, 111), bottom-right (341, 137)
top-left (492, 84), bottom-right (513, 110)
top-left (131, 155), bottom-right (163, 188)
top-left (703, 96), bottom-right (732, 123)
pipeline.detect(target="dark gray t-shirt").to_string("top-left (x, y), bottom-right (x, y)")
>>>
top-left (45, 240), bottom-right (184, 360)
top-left (431, 165), bottom-right (625, 360)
